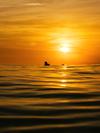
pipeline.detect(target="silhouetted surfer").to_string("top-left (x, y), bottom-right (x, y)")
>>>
top-left (44, 61), bottom-right (50, 66)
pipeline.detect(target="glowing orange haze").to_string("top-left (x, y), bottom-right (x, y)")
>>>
top-left (0, 0), bottom-right (100, 65)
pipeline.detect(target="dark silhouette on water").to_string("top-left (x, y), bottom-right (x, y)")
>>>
top-left (44, 61), bottom-right (50, 66)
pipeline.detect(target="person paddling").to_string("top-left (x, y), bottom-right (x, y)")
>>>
top-left (44, 61), bottom-right (50, 66)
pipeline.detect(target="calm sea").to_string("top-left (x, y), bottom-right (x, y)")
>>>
top-left (0, 64), bottom-right (100, 133)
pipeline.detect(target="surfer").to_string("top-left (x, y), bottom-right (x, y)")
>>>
top-left (44, 61), bottom-right (50, 66)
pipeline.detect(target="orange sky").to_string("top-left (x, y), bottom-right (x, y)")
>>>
top-left (0, 0), bottom-right (100, 65)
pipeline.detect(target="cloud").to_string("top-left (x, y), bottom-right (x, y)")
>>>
top-left (24, 2), bottom-right (43, 7)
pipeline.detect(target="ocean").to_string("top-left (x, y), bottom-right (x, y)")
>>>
top-left (0, 64), bottom-right (100, 133)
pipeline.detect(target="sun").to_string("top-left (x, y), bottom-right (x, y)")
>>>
top-left (59, 46), bottom-right (70, 53)
top-left (58, 39), bottom-right (71, 53)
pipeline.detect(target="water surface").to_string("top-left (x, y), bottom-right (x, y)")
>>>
top-left (0, 64), bottom-right (100, 133)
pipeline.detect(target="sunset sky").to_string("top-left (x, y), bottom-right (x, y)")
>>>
top-left (0, 0), bottom-right (100, 65)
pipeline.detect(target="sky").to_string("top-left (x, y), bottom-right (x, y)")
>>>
top-left (0, 0), bottom-right (100, 65)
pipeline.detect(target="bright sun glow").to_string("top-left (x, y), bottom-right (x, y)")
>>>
top-left (59, 46), bottom-right (70, 53)
top-left (58, 39), bottom-right (71, 53)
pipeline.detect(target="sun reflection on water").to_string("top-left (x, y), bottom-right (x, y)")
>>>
top-left (61, 79), bottom-right (67, 83)
top-left (60, 79), bottom-right (67, 87)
